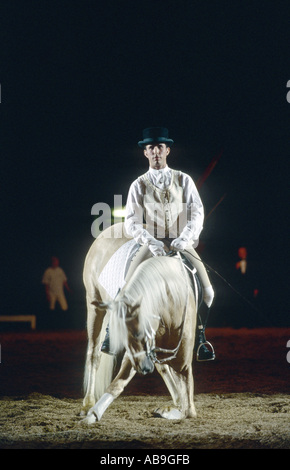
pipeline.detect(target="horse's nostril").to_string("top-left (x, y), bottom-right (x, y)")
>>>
top-left (141, 357), bottom-right (154, 375)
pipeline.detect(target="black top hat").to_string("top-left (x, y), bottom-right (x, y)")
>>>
top-left (138, 127), bottom-right (174, 148)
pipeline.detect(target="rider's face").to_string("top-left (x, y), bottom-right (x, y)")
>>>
top-left (144, 143), bottom-right (170, 170)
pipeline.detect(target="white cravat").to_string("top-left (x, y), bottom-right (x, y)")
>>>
top-left (148, 166), bottom-right (171, 189)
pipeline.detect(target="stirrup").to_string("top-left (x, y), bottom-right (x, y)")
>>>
top-left (100, 326), bottom-right (116, 356)
top-left (100, 340), bottom-right (116, 356)
top-left (196, 340), bottom-right (215, 362)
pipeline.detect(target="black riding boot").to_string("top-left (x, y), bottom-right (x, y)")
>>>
top-left (101, 325), bottom-right (115, 355)
top-left (195, 303), bottom-right (215, 361)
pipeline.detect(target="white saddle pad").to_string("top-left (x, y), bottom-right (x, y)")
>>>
top-left (98, 239), bottom-right (140, 299)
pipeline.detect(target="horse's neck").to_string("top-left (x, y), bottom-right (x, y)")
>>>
top-left (125, 257), bottom-right (187, 330)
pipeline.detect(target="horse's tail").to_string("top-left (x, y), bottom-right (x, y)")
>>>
top-left (83, 316), bottom-right (117, 402)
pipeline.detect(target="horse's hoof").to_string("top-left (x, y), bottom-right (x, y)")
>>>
top-left (80, 404), bottom-right (94, 417)
top-left (81, 413), bottom-right (97, 425)
top-left (188, 409), bottom-right (197, 418)
top-left (153, 407), bottom-right (183, 420)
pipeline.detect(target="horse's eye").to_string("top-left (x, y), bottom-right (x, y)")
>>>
top-left (133, 331), bottom-right (143, 340)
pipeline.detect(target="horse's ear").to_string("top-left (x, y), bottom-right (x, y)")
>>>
top-left (131, 296), bottom-right (142, 313)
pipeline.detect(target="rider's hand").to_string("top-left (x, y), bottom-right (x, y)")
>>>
top-left (147, 238), bottom-right (166, 257)
top-left (139, 230), bottom-right (166, 256)
top-left (170, 237), bottom-right (188, 252)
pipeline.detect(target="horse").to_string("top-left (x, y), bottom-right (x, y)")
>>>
top-left (81, 222), bottom-right (197, 422)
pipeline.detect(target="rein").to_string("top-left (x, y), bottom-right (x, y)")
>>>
top-left (182, 248), bottom-right (271, 324)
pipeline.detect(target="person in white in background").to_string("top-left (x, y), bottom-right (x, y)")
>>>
top-left (102, 127), bottom-right (215, 361)
top-left (42, 256), bottom-right (70, 311)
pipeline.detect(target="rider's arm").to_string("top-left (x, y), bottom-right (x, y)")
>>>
top-left (175, 174), bottom-right (204, 247)
top-left (125, 180), bottom-right (166, 255)
top-left (124, 181), bottom-right (146, 243)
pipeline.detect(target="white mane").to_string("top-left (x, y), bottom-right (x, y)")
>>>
top-left (108, 256), bottom-right (189, 354)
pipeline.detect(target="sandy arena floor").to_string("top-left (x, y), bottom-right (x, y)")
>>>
top-left (0, 327), bottom-right (289, 449)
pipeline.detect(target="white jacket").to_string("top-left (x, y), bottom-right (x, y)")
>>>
top-left (124, 166), bottom-right (204, 248)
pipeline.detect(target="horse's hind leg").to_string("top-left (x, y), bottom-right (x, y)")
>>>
top-left (81, 298), bottom-right (113, 415)
top-left (155, 363), bottom-right (196, 419)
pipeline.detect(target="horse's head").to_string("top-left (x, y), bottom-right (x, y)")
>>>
top-left (97, 295), bottom-right (156, 375)
top-left (124, 298), bottom-right (156, 375)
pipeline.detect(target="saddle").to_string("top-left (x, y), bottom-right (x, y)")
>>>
top-left (99, 241), bottom-right (203, 305)
top-left (167, 251), bottom-right (215, 362)
top-left (180, 252), bottom-right (203, 310)
top-left (98, 239), bottom-right (140, 299)
top-left (165, 251), bottom-right (203, 307)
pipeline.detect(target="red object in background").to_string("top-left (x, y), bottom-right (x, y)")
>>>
top-left (196, 149), bottom-right (223, 190)
top-left (238, 247), bottom-right (247, 259)
top-left (253, 288), bottom-right (259, 298)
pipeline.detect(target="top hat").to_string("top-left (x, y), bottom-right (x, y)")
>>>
top-left (138, 127), bottom-right (174, 148)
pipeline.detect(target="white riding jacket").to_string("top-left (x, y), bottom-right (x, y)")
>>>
top-left (124, 166), bottom-right (204, 248)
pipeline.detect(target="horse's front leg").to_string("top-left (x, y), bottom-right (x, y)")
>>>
top-left (179, 365), bottom-right (196, 418)
top-left (81, 300), bottom-right (106, 416)
top-left (155, 363), bottom-right (196, 419)
top-left (82, 354), bottom-right (136, 424)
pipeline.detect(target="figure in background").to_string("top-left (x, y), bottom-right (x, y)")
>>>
top-left (42, 256), bottom-right (71, 311)
top-left (236, 247), bottom-right (248, 274)
top-left (235, 246), bottom-right (259, 299)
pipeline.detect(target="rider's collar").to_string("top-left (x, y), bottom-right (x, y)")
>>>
top-left (149, 165), bottom-right (170, 176)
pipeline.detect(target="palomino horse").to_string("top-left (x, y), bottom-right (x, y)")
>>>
top-left (81, 222), bottom-right (197, 422)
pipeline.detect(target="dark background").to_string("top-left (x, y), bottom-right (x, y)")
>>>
top-left (1, 1), bottom-right (289, 329)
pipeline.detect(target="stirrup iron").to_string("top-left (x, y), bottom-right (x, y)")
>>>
top-left (196, 340), bottom-right (216, 362)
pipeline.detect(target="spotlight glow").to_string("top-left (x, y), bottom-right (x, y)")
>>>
top-left (112, 207), bottom-right (126, 218)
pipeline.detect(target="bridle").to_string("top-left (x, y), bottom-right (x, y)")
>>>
top-left (129, 251), bottom-right (191, 364)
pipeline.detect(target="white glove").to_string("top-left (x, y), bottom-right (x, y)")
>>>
top-left (135, 229), bottom-right (166, 257)
top-left (147, 238), bottom-right (166, 257)
top-left (170, 237), bottom-right (188, 252)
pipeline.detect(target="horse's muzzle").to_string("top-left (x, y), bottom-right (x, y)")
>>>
top-left (138, 355), bottom-right (155, 375)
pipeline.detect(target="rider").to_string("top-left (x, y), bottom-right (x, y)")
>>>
top-left (102, 127), bottom-right (215, 361)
